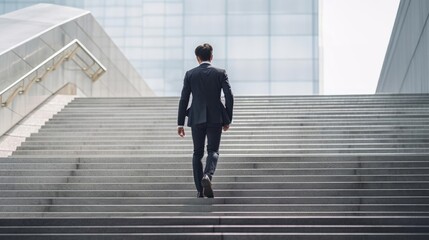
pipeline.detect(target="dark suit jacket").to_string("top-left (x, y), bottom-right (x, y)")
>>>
top-left (178, 63), bottom-right (234, 127)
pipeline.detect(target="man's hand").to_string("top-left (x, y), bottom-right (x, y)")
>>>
top-left (223, 125), bottom-right (230, 132)
top-left (178, 127), bottom-right (185, 137)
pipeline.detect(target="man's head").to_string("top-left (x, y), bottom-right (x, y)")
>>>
top-left (195, 43), bottom-right (213, 63)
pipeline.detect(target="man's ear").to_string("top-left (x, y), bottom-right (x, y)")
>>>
top-left (210, 55), bottom-right (213, 62)
top-left (196, 56), bottom-right (202, 64)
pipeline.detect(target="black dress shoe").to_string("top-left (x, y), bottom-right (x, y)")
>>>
top-left (197, 191), bottom-right (204, 198)
top-left (201, 174), bottom-right (214, 198)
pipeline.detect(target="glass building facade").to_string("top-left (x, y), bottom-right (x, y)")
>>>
top-left (0, 0), bottom-right (320, 96)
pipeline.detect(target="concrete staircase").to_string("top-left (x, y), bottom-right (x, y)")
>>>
top-left (1, 94), bottom-right (429, 239)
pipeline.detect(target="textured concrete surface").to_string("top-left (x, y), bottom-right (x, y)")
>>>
top-left (0, 94), bottom-right (75, 157)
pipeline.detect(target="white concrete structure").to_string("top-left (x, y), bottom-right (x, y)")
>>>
top-left (377, 0), bottom-right (429, 93)
top-left (0, 4), bottom-right (154, 136)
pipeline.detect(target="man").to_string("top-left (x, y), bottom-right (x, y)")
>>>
top-left (177, 43), bottom-right (234, 198)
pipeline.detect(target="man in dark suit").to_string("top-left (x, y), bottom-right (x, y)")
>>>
top-left (177, 43), bottom-right (234, 198)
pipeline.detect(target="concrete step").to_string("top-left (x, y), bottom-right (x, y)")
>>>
top-left (63, 106), bottom-right (429, 112)
top-left (19, 138), bottom-right (429, 146)
top-left (1, 215), bottom-right (428, 225)
top-left (2, 225), bottom-right (429, 234)
top-left (0, 163), bottom-right (428, 176)
top-left (2, 175), bottom-right (429, 184)
top-left (43, 118), bottom-right (429, 123)
top-left (21, 135), bottom-right (429, 142)
top-left (0, 211), bottom-right (428, 217)
top-left (4, 155), bottom-right (428, 162)
top-left (15, 143), bottom-right (429, 151)
top-left (11, 148), bottom-right (429, 156)
top-left (0, 233), bottom-right (417, 240)
top-left (55, 109), bottom-right (429, 115)
top-left (69, 99), bottom-right (429, 102)
top-left (1, 161), bottom-right (428, 169)
top-left (69, 96), bottom-right (429, 101)
top-left (27, 132), bottom-right (429, 138)
top-left (1, 234), bottom-right (428, 240)
top-left (57, 113), bottom-right (429, 118)
top-left (26, 133), bottom-right (429, 139)
top-left (51, 112), bottom-right (429, 118)
top-left (68, 100), bottom-right (429, 105)
top-left (42, 119), bottom-right (429, 125)
top-left (3, 176), bottom-right (429, 186)
top-left (59, 104), bottom-right (429, 108)
top-left (0, 182), bottom-right (427, 190)
top-left (59, 106), bottom-right (429, 112)
top-left (62, 100), bottom-right (429, 105)
top-left (36, 126), bottom-right (429, 132)
top-left (2, 189), bottom-right (429, 198)
top-left (3, 94), bottom-right (429, 237)
top-left (44, 117), bottom-right (429, 123)
top-left (39, 122), bottom-right (429, 128)
top-left (69, 97), bottom-right (429, 102)
top-left (9, 154), bottom-right (429, 159)
top-left (1, 196), bottom-right (429, 205)
top-left (0, 216), bottom-right (428, 239)
top-left (40, 119), bottom-right (429, 125)
top-left (1, 204), bottom-right (429, 213)
top-left (45, 116), bottom-right (429, 122)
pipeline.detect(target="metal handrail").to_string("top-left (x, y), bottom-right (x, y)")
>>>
top-left (0, 39), bottom-right (106, 107)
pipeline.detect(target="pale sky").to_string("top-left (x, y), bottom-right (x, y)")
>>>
top-left (321, 0), bottom-right (400, 94)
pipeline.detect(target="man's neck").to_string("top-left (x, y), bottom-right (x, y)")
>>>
top-left (200, 61), bottom-right (211, 65)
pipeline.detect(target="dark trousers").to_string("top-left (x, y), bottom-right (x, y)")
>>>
top-left (191, 123), bottom-right (222, 192)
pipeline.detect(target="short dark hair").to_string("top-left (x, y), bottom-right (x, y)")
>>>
top-left (195, 43), bottom-right (213, 61)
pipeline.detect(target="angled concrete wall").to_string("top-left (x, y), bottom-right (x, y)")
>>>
top-left (377, 0), bottom-right (429, 93)
top-left (0, 4), bottom-right (154, 136)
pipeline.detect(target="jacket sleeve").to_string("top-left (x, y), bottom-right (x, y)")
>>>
top-left (178, 72), bottom-right (191, 126)
top-left (221, 70), bottom-right (234, 122)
